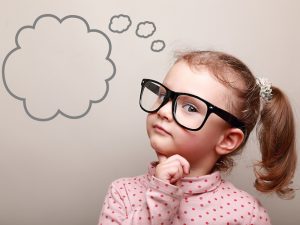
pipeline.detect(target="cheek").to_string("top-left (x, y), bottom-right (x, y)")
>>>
top-left (186, 119), bottom-right (225, 150)
top-left (175, 132), bottom-right (203, 151)
top-left (174, 134), bottom-right (213, 164)
top-left (146, 114), bottom-right (154, 136)
top-left (186, 134), bottom-right (211, 151)
top-left (175, 126), bottom-right (220, 154)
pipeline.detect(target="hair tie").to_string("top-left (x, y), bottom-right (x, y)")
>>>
top-left (256, 77), bottom-right (273, 101)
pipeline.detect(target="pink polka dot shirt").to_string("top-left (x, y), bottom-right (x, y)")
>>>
top-left (98, 162), bottom-right (271, 225)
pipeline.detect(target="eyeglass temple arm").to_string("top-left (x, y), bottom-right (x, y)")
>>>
top-left (212, 106), bottom-right (246, 133)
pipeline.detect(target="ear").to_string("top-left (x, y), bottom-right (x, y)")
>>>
top-left (215, 128), bottom-right (244, 156)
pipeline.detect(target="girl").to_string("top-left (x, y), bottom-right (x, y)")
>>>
top-left (98, 51), bottom-right (297, 225)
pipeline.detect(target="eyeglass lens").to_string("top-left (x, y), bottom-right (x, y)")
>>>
top-left (140, 80), bottom-right (208, 130)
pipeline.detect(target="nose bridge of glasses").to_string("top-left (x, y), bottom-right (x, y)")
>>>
top-left (156, 90), bottom-right (176, 116)
top-left (162, 88), bottom-right (177, 105)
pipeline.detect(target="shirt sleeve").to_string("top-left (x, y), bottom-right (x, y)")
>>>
top-left (98, 176), bottom-right (183, 225)
top-left (248, 199), bottom-right (272, 225)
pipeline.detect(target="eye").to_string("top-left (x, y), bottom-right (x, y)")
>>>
top-left (158, 91), bottom-right (166, 100)
top-left (183, 103), bottom-right (198, 112)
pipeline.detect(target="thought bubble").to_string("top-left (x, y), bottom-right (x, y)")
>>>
top-left (136, 21), bottom-right (156, 38)
top-left (151, 40), bottom-right (166, 52)
top-left (2, 14), bottom-right (116, 121)
top-left (109, 14), bottom-right (132, 33)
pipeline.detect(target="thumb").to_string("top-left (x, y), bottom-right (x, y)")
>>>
top-left (175, 179), bottom-right (182, 187)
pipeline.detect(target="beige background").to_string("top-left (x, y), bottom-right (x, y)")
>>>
top-left (0, 0), bottom-right (299, 224)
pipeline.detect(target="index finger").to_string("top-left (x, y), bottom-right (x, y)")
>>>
top-left (157, 153), bottom-right (167, 164)
top-left (168, 154), bottom-right (190, 175)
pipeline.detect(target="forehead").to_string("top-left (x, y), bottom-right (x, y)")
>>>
top-left (163, 61), bottom-right (231, 107)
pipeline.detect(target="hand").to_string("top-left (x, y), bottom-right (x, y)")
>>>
top-left (154, 154), bottom-right (190, 185)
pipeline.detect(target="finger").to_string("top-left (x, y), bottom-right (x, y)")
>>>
top-left (175, 179), bottom-right (182, 187)
top-left (161, 155), bottom-right (190, 175)
top-left (155, 162), bottom-right (183, 183)
top-left (157, 153), bottom-right (167, 164)
top-left (169, 166), bottom-right (183, 184)
top-left (158, 159), bottom-right (183, 173)
top-left (167, 154), bottom-right (190, 175)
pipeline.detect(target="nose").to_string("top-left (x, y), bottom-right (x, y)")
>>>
top-left (157, 100), bottom-right (173, 121)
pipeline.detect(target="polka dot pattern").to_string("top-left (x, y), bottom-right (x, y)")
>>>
top-left (98, 163), bottom-right (271, 225)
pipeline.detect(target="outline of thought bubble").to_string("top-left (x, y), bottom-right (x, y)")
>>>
top-left (2, 14), bottom-right (116, 121)
top-left (136, 21), bottom-right (156, 38)
top-left (109, 14), bottom-right (132, 33)
top-left (151, 40), bottom-right (166, 52)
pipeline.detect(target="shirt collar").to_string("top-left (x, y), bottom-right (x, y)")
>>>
top-left (147, 162), bottom-right (222, 195)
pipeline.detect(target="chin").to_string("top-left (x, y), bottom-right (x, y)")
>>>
top-left (149, 138), bottom-right (161, 151)
top-left (149, 138), bottom-right (175, 157)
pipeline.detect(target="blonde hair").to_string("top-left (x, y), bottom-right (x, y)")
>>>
top-left (175, 50), bottom-right (297, 199)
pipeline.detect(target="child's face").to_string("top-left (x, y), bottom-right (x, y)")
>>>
top-left (146, 60), bottom-right (233, 166)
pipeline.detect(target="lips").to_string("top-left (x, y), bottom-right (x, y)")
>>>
top-left (153, 124), bottom-right (171, 135)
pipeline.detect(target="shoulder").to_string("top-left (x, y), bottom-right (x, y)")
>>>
top-left (218, 179), bottom-right (254, 198)
top-left (103, 174), bottom-right (149, 208)
top-left (217, 179), bottom-right (271, 224)
top-left (108, 174), bottom-right (148, 192)
top-left (219, 179), bottom-right (266, 208)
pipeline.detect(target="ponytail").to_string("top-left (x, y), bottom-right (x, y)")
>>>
top-left (255, 86), bottom-right (297, 199)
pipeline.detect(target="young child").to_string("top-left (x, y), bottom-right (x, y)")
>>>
top-left (98, 51), bottom-right (297, 225)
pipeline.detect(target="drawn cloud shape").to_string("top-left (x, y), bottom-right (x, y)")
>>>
top-left (2, 14), bottom-right (116, 121)
top-left (136, 21), bottom-right (156, 38)
top-left (109, 14), bottom-right (132, 33)
top-left (151, 40), bottom-right (166, 52)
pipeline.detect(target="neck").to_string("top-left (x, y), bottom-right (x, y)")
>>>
top-left (185, 156), bottom-right (217, 177)
top-left (185, 165), bottom-right (213, 177)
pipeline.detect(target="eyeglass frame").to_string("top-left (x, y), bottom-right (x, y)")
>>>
top-left (139, 78), bottom-right (246, 134)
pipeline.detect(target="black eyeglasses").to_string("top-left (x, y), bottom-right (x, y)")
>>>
top-left (139, 79), bottom-right (246, 133)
